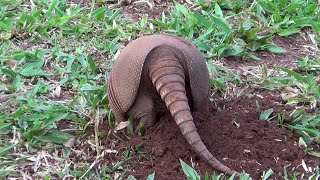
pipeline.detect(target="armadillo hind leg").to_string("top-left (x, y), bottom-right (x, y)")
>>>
top-left (148, 45), bottom-right (240, 176)
top-left (127, 88), bottom-right (157, 131)
top-left (108, 80), bottom-right (127, 123)
top-left (111, 109), bottom-right (127, 123)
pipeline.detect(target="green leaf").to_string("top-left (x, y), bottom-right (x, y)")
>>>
top-left (204, 172), bottom-right (209, 180)
top-left (147, 172), bottom-right (155, 180)
top-left (127, 116), bottom-right (134, 135)
top-left (179, 159), bottom-right (200, 180)
top-left (19, 68), bottom-right (49, 77)
top-left (0, 123), bottom-right (13, 129)
top-left (0, 21), bottom-right (11, 31)
top-left (307, 151), bottom-right (320, 158)
top-left (31, 80), bottom-right (48, 96)
top-left (35, 130), bottom-right (74, 144)
top-left (19, 63), bottom-right (50, 77)
top-left (50, 15), bottom-right (73, 27)
top-left (286, 3), bottom-right (303, 13)
top-left (0, 144), bottom-right (15, 157)
top-left (21, 114), bottom-right (46, 122)
top-left (140, 15), bottom-right (148, 28)
top-left (259, 108), bottom-right (274, 120)
top-left (93, 7), bottom-right (106, 21)
top-left (43, 113), bottom-right (69, 127)
top-left (66, 56), bottom-right (76, 72)
top-left (175, 3), bottom-right (190, 17)
top-left (0, 68), bottom-right (16, 78)
top-left (88, 0), bottom-right (95, 18)
top-left (79, 85), bottom-right (103, 91)
top-left (0, 0), bottom-right (20, 5)
top-left (36, 104), bottom-right (68, 112)
top-left (261, 169), bottom-right (273, 180)
top-left (108, 9), bottom-right (121, 22)
top-left (87, 55), bottom-right (96, 71)
top-left (45, 0), bottom-right (58, 17)
top-left (262, 44), bottom-right (287, 53)
top-left (214, 3), bottom-right (223, 18)
top-left (193, 11), bottom-right (210, 28)
top-left (228, 173), bottom-right (236, 180)
top-left (278, 28), bottom-right (300, 36)
top-left (0, 170), bottom-right (17, 177)
top-left (77, 55), bottom-right (87, 68)
top-left (258, 1), bottom-right (275, 13)
top-left (280, 67), bottom-right (306, 83)
top-left (288, 125), bottom-right (320, 137)
top-left (308, 18), bottom-right (320, 34)
top-left (127, 175), bottom-right (137, 180)
top-left (211, 16), bottom-right (232, 35)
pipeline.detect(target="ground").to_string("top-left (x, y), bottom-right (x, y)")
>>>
top-left (1, 1), bottom-right (319, 179)
top-left (60, 4), bottom-right (319, 179)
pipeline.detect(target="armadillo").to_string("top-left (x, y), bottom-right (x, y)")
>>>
top-left (108, 34), bottom-right (240, 176)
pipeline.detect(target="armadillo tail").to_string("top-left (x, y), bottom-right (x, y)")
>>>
top-left (148, 47), bottom-right (240, 176)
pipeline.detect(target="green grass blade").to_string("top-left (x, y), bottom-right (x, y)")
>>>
top-left (0, 144), bottom-right (15, 157)
top-left (280, 67), bottom-right (306, 83)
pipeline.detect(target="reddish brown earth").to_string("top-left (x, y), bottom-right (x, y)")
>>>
top-left (95, 91), bottom-right (319, 179)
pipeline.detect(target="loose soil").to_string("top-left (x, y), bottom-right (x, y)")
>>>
top-left (96, 91), bottom-right (319, 179)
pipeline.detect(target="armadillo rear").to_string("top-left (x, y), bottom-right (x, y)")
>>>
top-left (108, 34), bottom-right (240, 176)
top-left (108, 34), bottom-right (210, 120)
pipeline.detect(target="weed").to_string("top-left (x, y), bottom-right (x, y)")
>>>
top-left (298, 57), bottom-right (320, 73)
top-left (179, 159), bottom-right (252, 180)
top-left (288, 108), bottom-right (320, 155)
top-left (259, 108), bottom-right (275, 122)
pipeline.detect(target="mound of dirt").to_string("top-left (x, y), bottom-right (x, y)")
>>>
top-left (110, 91), bottom-right (319, 179)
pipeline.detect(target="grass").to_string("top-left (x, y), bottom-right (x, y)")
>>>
top-left (0, 0), bottom-right (319, 179)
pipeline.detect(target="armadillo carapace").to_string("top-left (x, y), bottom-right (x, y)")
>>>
top-left (108, 34), bottom-right (240, 176)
